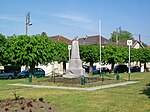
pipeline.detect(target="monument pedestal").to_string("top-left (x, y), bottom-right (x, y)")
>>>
top-left (63, 59), bottom-right (84, 78)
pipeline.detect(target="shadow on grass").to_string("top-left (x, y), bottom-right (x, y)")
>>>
top-left (142, 83), bottom-right (150, 99)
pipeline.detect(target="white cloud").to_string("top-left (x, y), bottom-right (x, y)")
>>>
top-left (53, 13), bottom-right (97, 32)
top-left (0, 15), bottom-right (24, 22)
top-left (54, 13), bottom-right (93, 23)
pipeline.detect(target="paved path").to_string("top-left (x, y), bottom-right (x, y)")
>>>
top-left (9, 81), bottom-right (139, 91)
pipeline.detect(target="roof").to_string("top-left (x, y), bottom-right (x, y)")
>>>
top-left (78, 35), bottom-right (110, 45)
top-left (49, 35), bottom-right (72, 44)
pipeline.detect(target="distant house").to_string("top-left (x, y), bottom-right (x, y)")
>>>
top-left (78, 35), bottom-right (144, 49)
top-left (114, 40), bottom-right (144, 49)
top-left (49, 35), bottom-right (72, 44)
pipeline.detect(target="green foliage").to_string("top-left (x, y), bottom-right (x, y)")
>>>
top-left (1, 34), bottom-right (55, 69)
top-left (0, 33), bottom-right (6, 45)
top-left (80, 45), bottom-right (100, 64)
top-left (80, 45), bottom-right (99, 64)
top-left (110, 30), bottom-right (134, 42)
top-left (53, 41), bottom-right (68, 63)
top-left (80, 45), bottom-right (100, 72)
top-left (136, 48), bottom-right (150, 63)
top-left (41, 32), bottom-right (47, 37)
top-left (130, 48), bottom-right (139, 62)
top-left (102, 45), bottom-right (128, 70)
top-left (0, 33), bottom-right (6, 64)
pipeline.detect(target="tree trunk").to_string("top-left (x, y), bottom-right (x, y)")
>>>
top-left (29, 62), bottom-right (35, 76)
top-left (63, 61), bottom-right (66, 74)
top-left (89, 62), bottom-right (93, 73)
top-left (144, 63), bottom-right (147, 72)
top-left (111, 62), bottom-right (115, 71)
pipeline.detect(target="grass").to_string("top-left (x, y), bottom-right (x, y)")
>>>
top-left (0, 78), bottom-right (31, 91)
top-left (0, 72), bottom-right (149, 112)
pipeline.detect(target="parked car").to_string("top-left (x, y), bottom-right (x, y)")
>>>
top-left (4, 66), bottom-right (21, 77)
top-left (114, 65), bottom-right (128, 73)
top-left (0, 69), bottom-right (15, 79)
top-left (130, 66), bottom-right (140, 72)
top-left (17, 68), bottom-right (45, 78)
top-left (92, 67), bottom-right (111, 75)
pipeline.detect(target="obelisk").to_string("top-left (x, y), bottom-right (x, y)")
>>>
top-left (63, 37), bottom-right (85, 78)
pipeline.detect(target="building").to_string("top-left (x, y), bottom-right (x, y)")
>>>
top-left (78, 35), bottom-right (144, 49)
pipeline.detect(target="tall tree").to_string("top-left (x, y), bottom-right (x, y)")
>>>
top-left (110, 30), bottom-right (134, 42)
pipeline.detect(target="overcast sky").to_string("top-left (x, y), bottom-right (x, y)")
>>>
top-left (0, 0), bottom-right (150, 45)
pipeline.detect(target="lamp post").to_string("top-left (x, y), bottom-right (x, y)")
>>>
top-left (127, 40), bottom-right (132, 81)
top-left (26, 12), bottom-right (32, 35)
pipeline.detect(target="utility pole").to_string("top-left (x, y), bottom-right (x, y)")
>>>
top-left (116, 26), bottom-right (121, 44)
top-left (139, 34), bottom-right (141, 42)
top-left (116, 28), bottom-right (118, 44)
top-left (26, 12), bottom-right (32, 35)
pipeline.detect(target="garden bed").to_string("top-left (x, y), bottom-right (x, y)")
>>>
top-left (39, 76), bottom-right (112, 84)
top-left (0, 97), bottom-right (57, 112)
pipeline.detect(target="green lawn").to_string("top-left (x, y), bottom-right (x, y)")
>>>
top-left (0, 72), bottom-right (149, 112)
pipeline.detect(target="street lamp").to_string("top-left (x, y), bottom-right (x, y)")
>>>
top-left (127, 40), bottom-right (132, 81)
top-left (26, 12), bottom-right (32, 35)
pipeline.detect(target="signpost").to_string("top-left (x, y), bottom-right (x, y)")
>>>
top-left (127, 40), bottom-right (132, 81)
top-left (68, 45), bottom-right (72, 60)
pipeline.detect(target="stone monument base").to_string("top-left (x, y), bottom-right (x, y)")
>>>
top-left (63, 68), bottom-right (85, 78)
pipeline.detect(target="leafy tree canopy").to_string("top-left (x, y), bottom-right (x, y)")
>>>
top-left (53, 41), bottom-right (68, 63)
top-left (80, 45), bottom-right (100, 72)
top-left (1, 34), bottom-right (55, 68)
top-left (102, 45), bottom-right (128, 70)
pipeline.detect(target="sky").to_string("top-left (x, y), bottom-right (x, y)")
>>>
top-left (0, 0), bottom-right (150, 45)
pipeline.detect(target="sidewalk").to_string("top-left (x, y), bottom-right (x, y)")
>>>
top-left (9, 81), bottom-right (139, 91)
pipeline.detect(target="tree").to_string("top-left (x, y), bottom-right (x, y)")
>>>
top-left (1, 34), bottom-right (55, 75)
top-left (41, 32), bottom-right (48, 37)
top-left (102, 45), bottom-right (128, 70)
top-left (110, 30), bottom-right (134, 42)
top-left (80, 45), bottom-right (100, 73)
top-left (53, 41), bottom-right (69, 72)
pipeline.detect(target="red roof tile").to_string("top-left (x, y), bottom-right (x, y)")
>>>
top-left (49, 35), bottom-right (72, 44)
